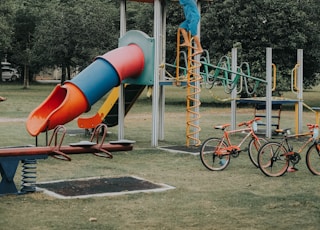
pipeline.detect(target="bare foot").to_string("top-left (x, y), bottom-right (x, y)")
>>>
top-left (180, 42), bottom-right (191, 47)
top-left (192, 49), bottom-right (204, 56)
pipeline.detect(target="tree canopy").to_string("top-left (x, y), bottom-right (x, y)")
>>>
top-left (0, 0), bottom-right (319, 92)
top-left (200, 0), bottom-right (320, 94)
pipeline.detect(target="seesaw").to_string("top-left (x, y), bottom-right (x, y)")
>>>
top-left (0, 124), bottom-right (134, 196)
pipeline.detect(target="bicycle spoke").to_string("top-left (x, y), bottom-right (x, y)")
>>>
top-left (200, 138), bottom-right (230, 171)
top-left (306, 144), bottom-right (320, 175)
top-left (248, 137), bottom-right (268, 168)
top-left (258, 142), bottom-right (289, 177)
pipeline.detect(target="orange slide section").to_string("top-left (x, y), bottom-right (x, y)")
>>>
top-left (26, 83), bottom-right (88, 136)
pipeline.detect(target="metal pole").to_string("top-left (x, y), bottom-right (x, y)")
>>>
top-left (265, 48), bottom-right (272, 138)
top-left (118, 0), bottom-right (127, 140)
top-left (192, 0), bottom-right (201, 144)
top-left (159, 1), bottom-right (167, 141)
top-left (297, 49), bottom-right (303, 133)
top-left (231, 48), bottom-right (237, 130)
top-left (152, 0), bottom-right (161, 146)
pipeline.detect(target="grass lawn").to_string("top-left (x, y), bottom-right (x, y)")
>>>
top-left (0, 82), bottom-right (320, 229)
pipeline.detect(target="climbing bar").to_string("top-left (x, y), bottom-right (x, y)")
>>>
top-left (176, 28), bottom-right (183, 82)
top-left (291, 63), bottom-right (300, 94)
top-left (185, 38), bottom-right (202, 147)
top-left (200, 59), bottom-right (266, 94)
top-left (272, 63), bottom-right (277, 91)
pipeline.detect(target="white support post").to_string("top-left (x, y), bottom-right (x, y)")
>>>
top-left (159, 1), bottom-right (167, 141)
top-left (265, 48), bottom-right (273, 138)
top-left (191, 0), bottom-right (202, 144)
top-left (231, 48), bottom-right (237, 130)
top-left (152, 0), bottom-right (162, 147)
top-left (118, 0), bottom-right (127, 140)
top-left (297, 49), bottom-right (303, 133)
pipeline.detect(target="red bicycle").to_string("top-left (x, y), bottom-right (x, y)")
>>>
top-left (258, 124), bottom-right (320, 177)
top-left (200, 118), bottom-right (268, 171)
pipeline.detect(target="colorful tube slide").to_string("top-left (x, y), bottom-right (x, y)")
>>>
top-left (26, 44), bottom-right (144, 136)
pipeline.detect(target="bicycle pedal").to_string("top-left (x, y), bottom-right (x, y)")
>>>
top-left (232, 152), bottom-right (240, 158)
top-left (287, 166), bottom-right (299, 172)
top-left (241, 148), bottom-right (248, 152)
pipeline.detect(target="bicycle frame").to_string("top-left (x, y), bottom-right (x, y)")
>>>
top-left (283, 133), bottom-right (314, 155)
top-left (276, 124), bottom-right (318, 155)
top-left (214, 118), bottom-right (261, 156)
top-left (200, 117), bottom-right (268, 171)
top-left (219, 127), bottom-right (258, 154)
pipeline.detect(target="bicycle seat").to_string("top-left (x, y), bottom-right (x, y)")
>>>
top-left (274, 128), bottom-right (291, 135)
top-left (214, 124), bottom-right (230, 130)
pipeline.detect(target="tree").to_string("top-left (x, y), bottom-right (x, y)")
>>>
top-left (2, 0), bottom-right (320, 92)
top-left (200, 0), bottom-right (320, 96)
top-left (31, 0), bottom-right (119, 82)
top-left (126, 1), bottom-right (154, 37)
top-left (0, 0), bottom-right (15, 65)
top-left (11, 1), bottom-right (41, 88)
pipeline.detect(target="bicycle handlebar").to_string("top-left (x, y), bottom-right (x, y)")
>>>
top-left (214, 118), bottom-right (261, 131)
top-left (238, 117), bottom-right (261, 127)
top-left (307, 123), bottom-right (319, 130)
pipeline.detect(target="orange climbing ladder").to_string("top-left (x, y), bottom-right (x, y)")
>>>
top-left (176, 28), bottom-right (202, 147)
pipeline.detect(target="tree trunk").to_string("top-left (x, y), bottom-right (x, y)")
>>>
top-left (61, 63), bottom-right (66, 83)
top-left (67, 65), bottom-right (71, 80)
top-left (23, 64), bottom-right (29, 89)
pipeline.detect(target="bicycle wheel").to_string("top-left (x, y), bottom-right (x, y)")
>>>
top-left (248, 137), bottom-right (268, 168)
top-left (200, 137), bottom-right (230, 171)
top-left (306, 143), bottom-right (320, 175)
top-left (258, 142), bottom-right (289, 177)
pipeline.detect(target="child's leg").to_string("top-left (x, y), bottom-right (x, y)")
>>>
top-left (180, 28), bottom-right (190, 47)
top-left (193, 35), bottom-right (203, 55)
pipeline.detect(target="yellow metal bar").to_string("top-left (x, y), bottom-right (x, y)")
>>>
top-left (294, 63), bottom-right (300, 92)
top-left (271, 63), bottom-right (276, 91)
top-left (176, 28), bottom-right (181, 82)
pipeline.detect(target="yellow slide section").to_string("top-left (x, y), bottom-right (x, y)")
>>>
top-left (77, 84), bottom-right (145, 129)
top-left (77, 86), bottom-right (121, 129)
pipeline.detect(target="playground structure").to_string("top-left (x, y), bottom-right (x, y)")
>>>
top-left (0, 0), bottom-right (207, 195)
top-left (233, 48), bottom-right (318, 137)
top-left (27, 0), bottom-right (315, 145)
top-left (169, 45), bottom-right (313, 138)
top-left (1, 0), bottom-right (318, 195)
top-left (76, 0), bottom-right (212, 147)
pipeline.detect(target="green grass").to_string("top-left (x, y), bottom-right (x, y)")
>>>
top-left (0, 82), bottom-right (320, 229)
